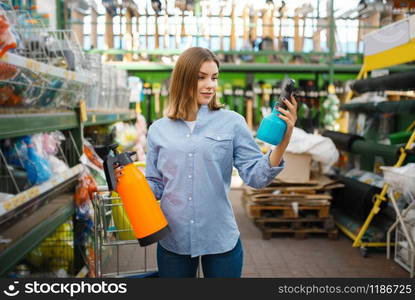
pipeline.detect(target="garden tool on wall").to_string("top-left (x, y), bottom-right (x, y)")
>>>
top-left (200, 0), bottom-right (211, 48)
top-left (278, 1), bottom-right (287, 50)
top-left (103, 144), bottom-right (170, 246)
top-left (223, 83), bottom-right (233, 110)
top-left (219, 0), bottom-right (226, 51)
top-left (163, 2), bottom-right (169, 49)
top-left (256, 78), bottom-right (295, 145)
top-left (142, 82), bottom-right (152, 125)
top-left (151, 0), bottom-right (162, 48)
top-left (234, 85), bottom-right (245, 116)
top-left (153, 82), bottom-right (161, 119)
top-left (230, 1), bottom-right (237, 50)
top-left (245, 83), bottom-right (254, 130)
top-left (262, 0), bottom-right (275, 48)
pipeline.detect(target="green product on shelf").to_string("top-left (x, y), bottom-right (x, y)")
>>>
top-left (389, 131), bottom-right (413, 145)
top-left (142, 83), bottom-right (151, 124)
top-left (351, 140), bottom-right (400, 162)
top-left (223, 83), bottom-right (233, 110)
top-left (234, 87), bottom-right (245, 116)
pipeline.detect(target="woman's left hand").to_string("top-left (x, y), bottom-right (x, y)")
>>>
top-left (277, 95), bottom-right (298, 134)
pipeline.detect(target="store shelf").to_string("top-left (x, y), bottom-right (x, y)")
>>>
top-left (0, 52), bottom-right (94, 84)
top-left (0, 112), bottom-right (79, 139)
top-left (340, 100), bottom-right (415, 114)
top-left (0, 164), bottom-right (83, 218)
top-left (108, 62), bottom-right (415, 73)
top-left (85, 110), bottom-right (136, 126)
top-left (0, 110), bottom-right (136, 139)
top-left (0, 193), bottom-right (75, 277)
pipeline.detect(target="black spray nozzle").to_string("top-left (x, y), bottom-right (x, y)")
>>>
top-left (103, 143), bottom-right (137, 191)
top-left (278, 78), bottom-right (296, 110)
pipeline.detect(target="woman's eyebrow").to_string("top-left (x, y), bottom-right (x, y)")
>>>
top-left (199, 71), bottom-right (218, 76)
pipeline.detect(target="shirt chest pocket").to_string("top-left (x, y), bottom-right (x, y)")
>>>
top-left (203, 133), bottom-right (233, 161)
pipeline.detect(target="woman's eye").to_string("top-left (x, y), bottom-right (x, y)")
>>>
top-left (198, 76), bottom-right (204, 80)
top-left (212, 77), bottom-right (218, 80)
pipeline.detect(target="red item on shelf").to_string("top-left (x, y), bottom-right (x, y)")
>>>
top-left (0, 15), bottom-right (17, 57)
top-left (0, 61), bottom-right (18, 79)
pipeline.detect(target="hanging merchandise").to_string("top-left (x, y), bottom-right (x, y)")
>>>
top-left (80, 139), bottom-right (106, 185)
top-left (111, 122), bottom-right (138, 153)
top-left (0, 14), bottom-right (17, 57)
top-left (256, 78), bottom-right (294, 145)
top-left (4, 136), bottom-right (52, 186)
top-left (321, 93), bottom-right (340, 131)
top-left (128, 76), bottom-right (143, 103)
top-left (222, 83), bottom-right (233, 111)
top-left (102, 0), bottom-right (118, 17)
top-left (74, 171), bottom-right (98, 207)
top-left (38, 79), bottom-right (64, 107)
top-left (103, 144), bottom-right (170, 246)
top-left (135, 112), bottom-right (147, 161)
top-left (31, 131), bottom-right (69, 174)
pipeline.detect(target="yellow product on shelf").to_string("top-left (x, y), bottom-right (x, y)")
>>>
top-left (111, 191), bottom-right (136, 241)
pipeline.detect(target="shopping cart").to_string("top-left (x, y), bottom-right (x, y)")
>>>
top-left (92, 187), bottom-right (158, 278)
top-left (384, 164), bottom-right (415, 277)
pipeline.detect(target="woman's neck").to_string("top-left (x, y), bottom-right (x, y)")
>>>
top-left (184, 104), bottom-right (201, 121)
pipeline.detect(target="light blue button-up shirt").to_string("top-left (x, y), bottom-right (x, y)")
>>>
top-left (145, 105), bottom-right (285, 257)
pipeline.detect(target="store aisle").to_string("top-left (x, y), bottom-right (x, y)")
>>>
top-left (230, 189), bottom-right (408, 278)
top-left (101, 189), bottom-right (408, 278)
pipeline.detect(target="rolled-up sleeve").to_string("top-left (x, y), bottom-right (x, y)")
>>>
top-left (145, 127), bottom-right (164, 199)
top-left (233, 116), bottom-right (285, 189)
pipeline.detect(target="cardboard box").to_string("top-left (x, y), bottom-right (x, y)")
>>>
top-left (277, 152), bottom-right (311, 183)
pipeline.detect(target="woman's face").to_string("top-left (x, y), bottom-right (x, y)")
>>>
top-left (196, 60), bottom-right (218, 105)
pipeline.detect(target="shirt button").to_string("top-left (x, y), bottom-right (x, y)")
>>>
top-left (188, 175), bottom-right (192, 179)
top-left (190, 220), bottom-right (194, 224)
top-left (186, 134), bottom-right (190, 138)
top-left (188, 196), bottom-right (192, 201)
top-left (188, 153), bottom-right (193, 157)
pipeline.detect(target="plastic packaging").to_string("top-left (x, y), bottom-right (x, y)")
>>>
top-left (0, 14), bottom-right (17, 57)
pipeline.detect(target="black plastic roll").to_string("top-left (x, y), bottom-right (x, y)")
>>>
top-left (322, 130), bottom-right (364, 152)
top-left (331, 175), bottom-right (385, 221)
top-left (351, 140), bottom-right (400, 162)
top-left (351, 70), bottom-right (415, 93)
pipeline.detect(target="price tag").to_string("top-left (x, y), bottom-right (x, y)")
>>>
top-left (79, 100), bottom-right (87, 122)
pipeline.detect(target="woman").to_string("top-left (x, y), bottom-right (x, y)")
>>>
top-left (145, 47), bottom-right (297, 278)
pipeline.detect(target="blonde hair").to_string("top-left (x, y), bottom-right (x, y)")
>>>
top-left (167, 47), bottom-right (224, 120)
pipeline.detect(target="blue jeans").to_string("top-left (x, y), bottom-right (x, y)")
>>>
top-left (157, 239), bottom-right (243, 278)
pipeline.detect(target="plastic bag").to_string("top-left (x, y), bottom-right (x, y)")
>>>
top-left (74, 171), bottom-right (98, 206)
top-left (285, 127), bottom-right (339, 173)
top-left (83, 139), bottom-right (103, 170)
top-left (22, 136), bottom-right (52, 185)
top-left (0, 14), bottom-right (17, 57)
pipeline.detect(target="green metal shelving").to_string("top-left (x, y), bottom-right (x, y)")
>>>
top-left (0, 112), bottom-right (78, 140)
top-left (340, 100), bottom-right (415, 114)
top-left (0, 109), bottom-right (136, 277)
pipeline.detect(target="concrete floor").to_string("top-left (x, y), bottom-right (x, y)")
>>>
top-left (100, 189), bottom-right (409, 278)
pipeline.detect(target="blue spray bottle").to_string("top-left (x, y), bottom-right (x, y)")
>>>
top-left (256, 79), bottom-right (295, 145)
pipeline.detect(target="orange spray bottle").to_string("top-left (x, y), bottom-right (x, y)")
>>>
top-left (104, 144), bottom-right (170, 246)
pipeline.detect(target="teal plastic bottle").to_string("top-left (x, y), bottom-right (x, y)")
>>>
top-left (256, 107), bottom-right (287, 145)
top-left (256, 79), bottom-right (295, 145)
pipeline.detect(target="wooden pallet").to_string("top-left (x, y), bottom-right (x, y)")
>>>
top-left (255, 221), bottom-right (339, 240)
top-left (246, 203), bottom-right (330, 219)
